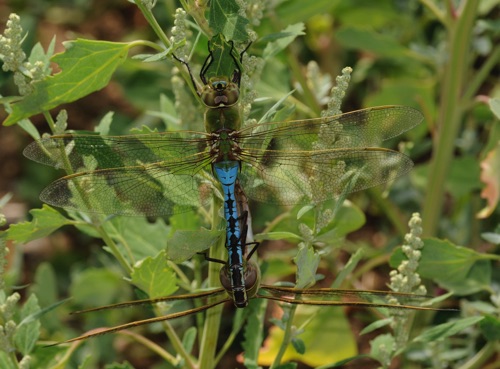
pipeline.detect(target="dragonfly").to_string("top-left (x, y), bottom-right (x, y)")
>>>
top-left (52, 216), bottom-right (448, 345)
top-left (24, 34), bottom-right (424, 308)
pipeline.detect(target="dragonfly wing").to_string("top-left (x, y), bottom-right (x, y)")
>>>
top-left (24, 131), bottom-right (210, 172)
top-left (258, 285), bottom-right (433, 309)
top-left (239, 147), bottom-right (413, 205)
top-left (40, 158), bottom-right (213, 216)
top-left (239, 105), bottom-right (423, 149)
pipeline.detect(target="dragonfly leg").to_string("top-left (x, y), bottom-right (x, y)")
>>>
top-left (246, 241), bottom-right (260, 260)
top-left (172, 53), bottom-right (201, 97)
top-left (233, 40), bottom-right (252, 85)
top-left (197, 252), bottom-right (225, 265)
top-left (236, 210), bottom-right (259, 260)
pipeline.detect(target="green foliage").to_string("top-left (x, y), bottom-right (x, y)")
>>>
top-left (3, 40), bottom-right (131, 126)
top-left (131, 251), bottom-right (178, 298)
top-left (391, 238), bottom-right (495, 295)
top-left (7, 205), bottom-right (74, 243)
top-left (209, 0), bottom-right (249, 41)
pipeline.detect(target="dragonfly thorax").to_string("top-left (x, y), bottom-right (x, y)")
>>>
top-left (208, 129), bottom-right (243, 163)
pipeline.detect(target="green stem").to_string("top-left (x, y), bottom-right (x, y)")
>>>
top-left (8, 352), bottom-right (20, 369)
top-left (270, 305), bottom-right (297, 369)
top-left (128, 39), bottom-right (165, 52)
top-left (119, 330), bottom-right (178, 364)
top-left (198, 200), bottom-right (225, 369)
top-left (419, 0), bottom-right (449, 27)
top-left (421, 0), bottom-right (479, 237)
top-left (179, 0), bottom-right (211, 36)
top-left (367, 187), bottom-right (408, 236)
top-left (462, 47), bottom-right (500, 103)
top-left (158, 319), bottom-right (198, 369)
top-left (286, 44), bottom-right (322, 117)
top-left (97, 226), bottom-right (133, 274)
top-left (349, 253), bottom-right (389, 285)
top-left (457, 341), bottom-right (499, 369)
top-left (134, 0), bottom-right (172, 49)
top-left (213, 316), bottom-right (245, 366)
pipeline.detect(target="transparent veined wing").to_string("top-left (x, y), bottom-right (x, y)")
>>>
top-left (24, 132), bottom-right (217, 216)
top-left (236, 106), bottom-right (422, 204)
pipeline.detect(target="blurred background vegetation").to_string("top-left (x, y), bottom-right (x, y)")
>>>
top-left (0, 0), bottom-right (499, 368)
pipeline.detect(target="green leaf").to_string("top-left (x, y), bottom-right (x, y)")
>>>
top-left (3, 39), bottom-right (130, 126)
top-left (479, 315), bottom-right (500, 341)
top-left (209, 0), bottom-right (249, 41)
top-left (201, 33), bottom-right (244, 82)
top-left (131, 250), bottom-right (178, 298)
top-left (390, 238), bottom-right (492, 295)
top-left (255, 231), bottom-right (301, 241)
top-left (70, 268), bottom-right (131, 307)
top-left (95, 111), bottom-right (114, 135)
top-left (316, 202), bottom-right (366, 242)
top-left (294, 245), bottom-right (320, 289)
top-left (413, 156), bottom-right (482, 197)
top-left (101, 217), bottom-right (171, 261)
top-left (7, 205), bottom-right (74, 243)
top-left (481, 232), bottom-right (500, 244)
top-left (335, 27), bottom-right (409, 58)
top-left (360, 318), bottom-right (392, 335)
top-left (14, 294), bottom-right (41, 355)
top-left (330, 248), bottom-right (364, 289)
top-left (413, 316), bottom-right (484, 343)
top-left (26, 345), bottom-right (67, 369)
top-left (263, 23), bottom-right (306, 60)
top-left (167, 229), bottom-right (224, 263)
top-left (77, 356), bottom-right (94, 369)
top-left (0, 352), bottom-right (16, 369)
top-left (489, 97), bottom-right (500, 119)
top-left (18, 298), bottom-right (69, 328)
top-left (314, 355), bottom-right (373, 368)
top-left (29, 263), bottom-right (62, 332)
top-left (370, 333), bottom-right (394, 364)
top-left (182, 327), bottom-right (197, 353)
top-left (104, 361), bottom-right (136, 369)
top-left (274, 364), bottom-right (297, 369)
top-left (17, 119), bottom-right (41, 140)
top-left (242, 298), bottom-right (267, 369)
top-left (28, 36), bottom-right (56, 71)
top-left (274, 0), bottom-right (339, 24)
top-left (292, 337), bottom-right (306, 354)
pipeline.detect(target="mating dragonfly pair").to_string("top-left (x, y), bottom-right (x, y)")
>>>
top-left (25, 34), bottom-right (435, 343)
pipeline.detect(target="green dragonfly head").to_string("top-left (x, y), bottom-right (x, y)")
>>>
top-left (200, 75), bottom-right (240, 108)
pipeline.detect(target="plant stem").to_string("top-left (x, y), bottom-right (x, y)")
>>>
top-left (286, 44), bottom-right (322, 117)
top-left (198, 200), bottom-right (225, 369)
top-left (119, 330), bottom-right (178, 363)
top-left (457, 341), bottom-right (499, 369)
top-left (97, 226), bottom-right (133, 274)
top-left (462, 47), bottom-right (500, 103)
top-left (134, 0), bottom-right (172, 49)
top-left (367, 187), bottom-right (408, 236)
top-left (158, 319), bottom-right (198, 369)
top-left (421, 0), bottom-right (479, 237)
top-left (419, 0), bottom-right (449, 27)
top-left (270, 305), bottom-right (297, 369)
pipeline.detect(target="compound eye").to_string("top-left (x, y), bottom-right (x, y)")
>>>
top-left (212, 80), bottom-right (227, 91)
